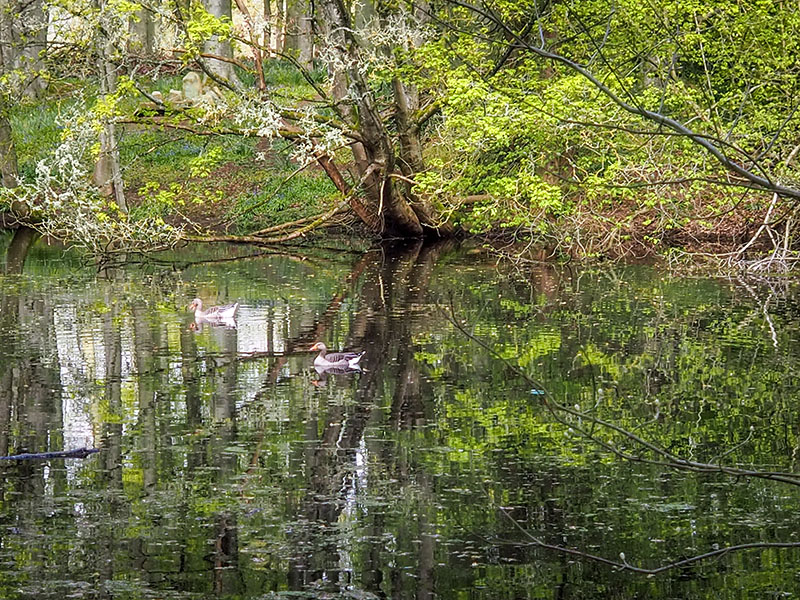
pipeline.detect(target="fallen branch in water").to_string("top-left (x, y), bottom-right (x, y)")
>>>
top-left (0, 448), bottom-right (100, 461)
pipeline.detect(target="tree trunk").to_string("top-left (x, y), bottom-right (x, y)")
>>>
top-left (392, 77), bottom-right (455, 237)
top-left (0, 32), bottom-right (35, 272)
top-left (203, 0), bottom-right (241, 86)
top-left (94, 18), bottom-right (128, 213)
top-left (315, 0), bottom-right (426, 237)
top-left (262, 0), bottom-right (272, 54)
top-left (0, 20), bottom-right (31, 267)
top-left (0, 0), bottom-right (11, 103)
top-left (391, 0), bottom-right (454, 236)
top-left (354, 0), bottom-right (376, 32)
top-left (285, 0), bottom-right (312, 69)
top-left (309, 0), bottom-right (452, 239)
top-left (0, 4), bottom-right (18, 188)
top-left (5, 226), bottom-right (38, 274)
top-left (2, 0), bottom-right (47, 98)
top-left (297, 5), bottom-right (312, 68)
top-left (0, 1), bottom-right (21, 190)
top-left (273, 0), bottom-right (285, 54)
top-left (129, 5), bottom-right (156, 56)
top-left (0, 97), bottom-right (18, 188)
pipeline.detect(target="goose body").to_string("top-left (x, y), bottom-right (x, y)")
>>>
top-left (310, 342), bottom-right (364, 369)
top-left (188, 298), bottom-right (239, 321)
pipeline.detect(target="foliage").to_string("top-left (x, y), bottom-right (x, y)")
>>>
top-left (2, 96), bottom-right (181, 254)
top-left (225, 170), bottom-right (338, 232)
top-left (9, 99), bottom-right (68, 180)
top-left (4, 0), bottom-right (800, 253)
top-left (409, 0), bottom-right (800, 250)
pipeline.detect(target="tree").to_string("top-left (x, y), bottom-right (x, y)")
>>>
top-left (141, 0), bottom-right (456, 239)
top-left (93, 0), bottom-right (128, 212)
top-left (0, 0), bottom-right (40, 271)
top-left (466, 0), bottom-right (800, 197)
top-left (284, 0), bottom-right (312, 69)
top-left (423, 0), bottom-right (800, 257)
top-left (129, 4), bottom-right (156, 57)
top-left (315, 0), bottom-right (433, 236)
top-left (0, 0), bottom-right (47, 98)
top-left (202, 0), bottom-right (242, 86)
top-left (10, 0), bottom-right (800, 257)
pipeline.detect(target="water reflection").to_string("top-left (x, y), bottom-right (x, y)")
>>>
top-left (0, 236), bottom-right (800, 598)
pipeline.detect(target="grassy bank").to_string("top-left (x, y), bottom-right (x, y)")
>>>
top-left (11, 89), bottom-right (340, 237)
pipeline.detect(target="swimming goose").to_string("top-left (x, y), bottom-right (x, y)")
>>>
top-left (188, 298), bottom-right (239, 321)
top-left (310, 342), bottom-right (364, 369)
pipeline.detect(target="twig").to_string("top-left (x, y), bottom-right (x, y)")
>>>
top-left (0, 448), bottom-right (100, 460)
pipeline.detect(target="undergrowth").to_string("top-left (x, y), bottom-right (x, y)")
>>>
top-left (8, 76), bottom-right (338, 237)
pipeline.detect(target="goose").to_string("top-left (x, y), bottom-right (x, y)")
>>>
top-left (188, 298), bottom-right (239, 321)
top-left (310, 342), bottom-right (364, 369)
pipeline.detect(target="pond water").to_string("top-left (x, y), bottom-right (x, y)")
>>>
top-left (0, 236), bottom-right (799, 599)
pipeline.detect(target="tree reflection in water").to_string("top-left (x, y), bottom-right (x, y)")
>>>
top-left (0, 236), bottom-right (799, 598)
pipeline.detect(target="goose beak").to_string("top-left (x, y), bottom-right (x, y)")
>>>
top-left (310, 342), bottom-right (321, 351)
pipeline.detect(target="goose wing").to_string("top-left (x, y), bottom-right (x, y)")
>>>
top-left (206, 302), bottom-right (239, 319)
top-left (324, 350), bottom-right (363, 363)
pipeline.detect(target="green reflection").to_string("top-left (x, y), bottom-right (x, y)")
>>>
top-left (0, 241), bottom-right (798, 599)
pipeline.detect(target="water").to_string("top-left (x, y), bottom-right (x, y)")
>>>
top-left (1, 237), bottom-right (799, 599)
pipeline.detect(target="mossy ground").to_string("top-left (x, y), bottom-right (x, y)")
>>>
top-left (121, 132), bottom-right (339, 234)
